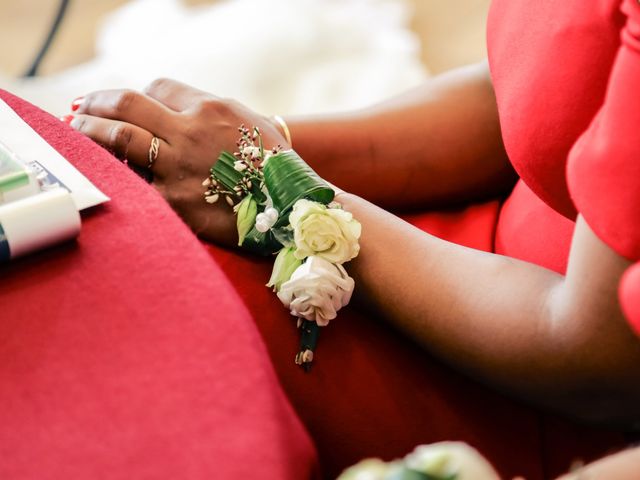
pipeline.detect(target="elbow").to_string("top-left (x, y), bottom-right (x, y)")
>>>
top-left (547, 334), bottom-right (640, 428)
top-left (543, 293), bottom-right (640, 428)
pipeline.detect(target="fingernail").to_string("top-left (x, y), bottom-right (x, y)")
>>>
top-left (71, 96), bottom-right (84, 112)
top-left (59, 114), bottom-right (74, 125)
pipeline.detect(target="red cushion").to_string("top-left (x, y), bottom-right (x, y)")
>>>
top-left (0, 90), bottom-right (317, 479)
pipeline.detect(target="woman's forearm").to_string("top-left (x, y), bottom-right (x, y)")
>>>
top-left (337, 192), bottom-right (640, 425)
top-left (285, 61), bottom-right (516, 209)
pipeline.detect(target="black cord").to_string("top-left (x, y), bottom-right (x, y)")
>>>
top-left (23, 0), bottom-right (71, 77)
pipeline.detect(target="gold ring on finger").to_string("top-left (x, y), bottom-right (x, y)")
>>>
top-left (148, 136), bottom-right (160, 169)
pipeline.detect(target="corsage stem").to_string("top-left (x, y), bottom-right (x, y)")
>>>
top-left (295, 319), bottom-right (320, 372)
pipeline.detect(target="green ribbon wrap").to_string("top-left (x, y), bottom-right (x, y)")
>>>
top-left (263, 150), bottom-right (334, 220)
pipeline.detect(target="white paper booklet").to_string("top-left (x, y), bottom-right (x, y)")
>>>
top-left (0, 99), bottom-right (109, 262)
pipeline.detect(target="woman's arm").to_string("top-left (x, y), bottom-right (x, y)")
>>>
top-left (284, 61), bottom-right (516, 209)
top-left (65, 61), bottom-right (514, 241)
top-left (338, 191), bottom-right (640, 426)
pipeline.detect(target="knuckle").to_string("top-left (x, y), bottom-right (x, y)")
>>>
top-left (72, 115), bottom-right (88, 133)
top-left (222, 97), bottom-right (241, 110)
top-left (196, 97), bottom-right (231, 117)
top-left (112, 90), bottom-right (137, 114)
top-left (186, 98), bottom-right (237, 141)
top-left (144, 77), bottom-right (172, 95)
top-left (77, 94), bottom-right (94, 114)
top-left (109, 123), bottom-right (133, 152)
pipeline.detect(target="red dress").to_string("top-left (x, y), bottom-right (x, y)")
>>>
top-left (1, 1), bottom-right (638, 479)
top-left (488, 0), bottom-right (640, 334)
top-left (209, 0), bottom-right (639, 477)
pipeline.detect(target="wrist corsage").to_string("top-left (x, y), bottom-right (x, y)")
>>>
top-left (203, 125), bottom-right (361, 370)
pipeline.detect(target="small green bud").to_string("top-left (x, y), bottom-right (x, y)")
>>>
top-left (236, 194), bottom-right (258, 246)
top-left (266, 247), bottom-right (302, 292)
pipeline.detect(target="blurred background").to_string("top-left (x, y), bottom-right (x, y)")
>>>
top-left (0, 0), bottom-right (490, 116)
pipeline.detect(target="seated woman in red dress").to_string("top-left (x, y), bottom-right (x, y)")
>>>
top-left (64, 0), bottom-right (640, 477)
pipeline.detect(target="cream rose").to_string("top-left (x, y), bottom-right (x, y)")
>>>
top-left (337, 442), bottom-right (500, 480)
top-left (404, 442), bottom-right (500, 480)
top-left (289, 199), bottom-right (361, 264)
top-left (277, 256), bottom-right (355, 326)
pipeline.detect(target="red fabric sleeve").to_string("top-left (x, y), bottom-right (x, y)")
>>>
top-left (567, 0), bottom-right (640, 331)
top-left (567, 0), bottom-right (640, 260)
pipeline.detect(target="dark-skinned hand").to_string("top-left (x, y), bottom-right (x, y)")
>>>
top-left (66, 78), bottom-right (289, 247)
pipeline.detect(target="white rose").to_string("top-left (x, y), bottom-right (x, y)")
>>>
top-left (277, 256), bottom-right (354, 326)
top-left (289, 199), bottom-right (361, 264)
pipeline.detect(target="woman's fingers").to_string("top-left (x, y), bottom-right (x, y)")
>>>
top-left (143, 77), bottom-right (211, 112)
top-left (70, 114), bottom-right (172, 176)
top-left (75, 89), bottom-right (177, 140)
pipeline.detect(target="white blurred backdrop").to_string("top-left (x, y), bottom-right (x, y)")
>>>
top-left (0, 0), bottom-right (490, 116)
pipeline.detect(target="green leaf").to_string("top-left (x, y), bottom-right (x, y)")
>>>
top-left (263, 150), bottom-right (334, 219)
top-left (211, 151), bottom-right (243, 191)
